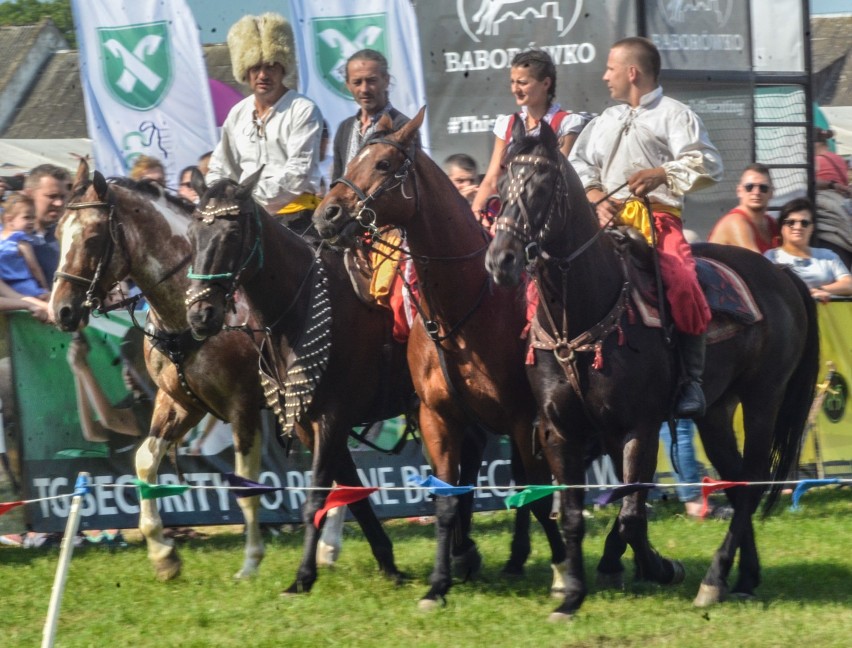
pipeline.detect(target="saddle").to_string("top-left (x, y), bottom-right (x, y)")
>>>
top-left (611, 228), bottom-right (763, 343)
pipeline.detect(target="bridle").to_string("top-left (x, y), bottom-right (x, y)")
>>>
top-left (329, 137), bottom-right (417, 232)
top-left (54, 198), bottom-right (121, 312)
top-left (185, 199), bottom-right (264, 308)
top-left (493, 152), bottom-right (610, 269)
top-left (56, 191), bottom-right (191, 315)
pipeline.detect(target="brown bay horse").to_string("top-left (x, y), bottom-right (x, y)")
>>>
top-left (485, 120), bottom-right (819, 618)
top-left (313, 108), bottom-right (567, 609)
top-left (50, 162), bottom-right (267, 581)
top-left (185, 172), bottom-right (413, 594)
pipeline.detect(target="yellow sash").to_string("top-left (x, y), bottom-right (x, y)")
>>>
top-left (369, 229), bottom-right (405, 306)
top-left (277, 193), bottom-right (321, 215)
top-left (619, 199), bottom-right (682, 244)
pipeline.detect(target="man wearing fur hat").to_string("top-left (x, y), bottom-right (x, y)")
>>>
top-left (207, 13), bottom-right (323, 236)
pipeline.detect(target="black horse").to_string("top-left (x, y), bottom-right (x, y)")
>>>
top-left (485, 120), bottom-right (819, 618)
top-left (185, 171), bottom-right (414, 594)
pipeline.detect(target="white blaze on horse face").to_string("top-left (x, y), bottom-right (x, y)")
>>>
top-left (57, 211), bottom-right (85, 277)
top-left (149, 195), bottom-right (190, 238)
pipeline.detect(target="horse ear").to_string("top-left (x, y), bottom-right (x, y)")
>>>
top-left (395, 106), bottom-right (425, 146)
top-left (237, 166), bottom-right (263, 200)
top-left (377, 112), bottom-right (393, 132)
top-left (73, 159), bottom-right (90, 190)
top-left (190, 167), bottom-right (207, 197)
top-left (93, 171), bottom-right (108, 200)
top-left (539, 119), bottom-right (558, 155)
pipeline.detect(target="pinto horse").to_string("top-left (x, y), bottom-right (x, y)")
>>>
top-left (485, 120), bottom-right (819, 618)
top-left (50, 161), bottom-right (267, 581)
top-left (185, 172), bottom-right (413, 594)
top-left (313, 108), bottom-right (567, 609)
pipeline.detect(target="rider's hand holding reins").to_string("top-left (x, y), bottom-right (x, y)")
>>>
top-left (586, 188), bottom-right (622, 228)
top-left (627, 167), bottom-right (667, 198)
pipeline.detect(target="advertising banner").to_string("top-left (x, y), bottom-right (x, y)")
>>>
top-left (645, 0), bottom-right (751, 71)
top-left (71, 0), bottom-right (218, 187)
top-left (414, 0), bottom-right (635, 168)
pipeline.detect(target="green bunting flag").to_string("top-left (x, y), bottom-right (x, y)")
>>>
top-left (505, 485), bottom-right (565, 509)
top-left (134, 479), bottom-right (191, 500)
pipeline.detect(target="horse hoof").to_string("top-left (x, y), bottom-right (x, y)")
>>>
top-left (668, 560), bottom-right (686, 585)
top-left (417, 596), bottom-right (445, 611)
top-left (596, 570), bottom-right (624, 590)
top-left (730, 591), bottom-right (757, 602)
top-left (693, 583), bottom-right (727, 607)
top-left (501, 561), bottom-right (525, 577)
top-left (282, 581), bottom-right (313, 597)
top-left (233, 566), bottom-right (258, 580)
top-left (547, 611), bottom-right (574, 623)
top-left (153, 554), bottom-right (182, 581)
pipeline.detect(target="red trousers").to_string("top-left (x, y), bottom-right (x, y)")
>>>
top-left (654, 212), bottom-right (710, 335)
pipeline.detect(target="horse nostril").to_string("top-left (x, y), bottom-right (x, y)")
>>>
top-left (325, 204), bottom-right (342, 224)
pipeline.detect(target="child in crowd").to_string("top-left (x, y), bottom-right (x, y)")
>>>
top-left (0, 193), bottom-right (50, 300)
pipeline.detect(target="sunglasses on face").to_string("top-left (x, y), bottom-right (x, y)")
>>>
top-left (743, 183), bottom-right (770, 194)
top-left (782, 219), bottom-right (812, 228)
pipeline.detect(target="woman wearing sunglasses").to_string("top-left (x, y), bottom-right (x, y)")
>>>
top-left (764, 197), bottom-right (852, 301)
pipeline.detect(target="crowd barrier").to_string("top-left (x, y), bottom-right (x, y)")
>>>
top-left (1, 300), bottom-right (849, 532)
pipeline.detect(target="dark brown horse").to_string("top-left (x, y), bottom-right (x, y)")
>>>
top-left (485, 120), bottom-right (819, 618)
top-left (185, 172), bottom-right (413, 594)
top-left (50, 161), bottom-right (267, 581)
top-left (313, 108), bottom-right (567, 609)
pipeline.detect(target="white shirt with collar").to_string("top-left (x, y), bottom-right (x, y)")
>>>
top-left (568, 86), bottom-right (723, 208)
top-left (207, 89), bottom-right (324, 214)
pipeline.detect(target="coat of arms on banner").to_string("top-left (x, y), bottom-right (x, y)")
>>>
top-left (98, 21), bottom-right (173, 111)
top-left (313, 14), bottom-right (388, 99)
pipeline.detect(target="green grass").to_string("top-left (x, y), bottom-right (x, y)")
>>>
top-left (1, 489), bottom-right (849, 647)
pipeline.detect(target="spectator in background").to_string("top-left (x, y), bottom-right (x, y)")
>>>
top-left (0, 278), bottom-right (49, 321)
top-left (177, 165), bottom-right (201, 204)
top-left (0, 193), bottom-right (49, 300)
top-left (443, 153), bottom-right (480, 206)
top-left (128, 155), bottom-right (166, 186)
top-left (812, 127), bottom-right (852, 269)
top-left (208, 13), bottom-right (323, 237)
top-left (708, 163), bottom-right (780, 254)
top-left (765, 197), bottom-right (852, 301)
top-left (23, 163), bottom-right (71, 285)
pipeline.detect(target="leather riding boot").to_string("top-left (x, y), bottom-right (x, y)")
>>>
top-left (675, 333), bottom-right (706, 418)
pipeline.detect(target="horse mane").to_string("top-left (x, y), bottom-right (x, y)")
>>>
top-left (108, 176), bottom-right (196, 214)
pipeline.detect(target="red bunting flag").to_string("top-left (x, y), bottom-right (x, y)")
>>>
top-left (0, 501), bottom-right (24, 517)
top-left (314, 487), bottom-right (378, 528)
top-left (700, 477), bottom-right (748, 518)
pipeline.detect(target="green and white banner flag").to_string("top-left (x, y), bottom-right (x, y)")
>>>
top-left (289, 0), bottom-right (429, 160)
top-left (71, 0), bottom-right (217, 187)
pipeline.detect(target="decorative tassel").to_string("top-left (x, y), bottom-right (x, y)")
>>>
top-left (526, 344), bottom-right (536, 365)
top-left (592, 342), bottom-right (604, 370)
top-left (617, 324), bottom-right (625, 346)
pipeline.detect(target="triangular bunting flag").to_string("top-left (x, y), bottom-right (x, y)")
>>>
top-left (406, 475), bottom-right (474, 497)
top-left (134, 478), bottom-right (191, 500)
top-left (314, 487), bottom-right (378, 528)
top-left (700, 477), bottom-right (748, 518)
top-left (0, 500), bottom-right (24, 517)
top-left (224, 472), bottom-right (284, 498)
top-left (594, 483), bottom-right (656, 506)
top-left (505, 485), bottom-right (565, 509)
top-left (790, 478), bottom-right (840, 511)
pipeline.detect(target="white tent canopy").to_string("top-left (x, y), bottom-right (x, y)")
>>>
top-left (0, 138), bottom-right (92, 176)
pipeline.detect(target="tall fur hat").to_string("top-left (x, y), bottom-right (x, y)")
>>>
top-left (227, 13), bottom-right (298, 88)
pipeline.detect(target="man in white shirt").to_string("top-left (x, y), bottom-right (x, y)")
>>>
top-left (569, 37), bottom-right (724, 418)
top-left (207, 13), bottom-right (324, 237)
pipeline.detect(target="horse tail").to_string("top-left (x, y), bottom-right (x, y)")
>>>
top-left (763, 268), bottom-right (820, 516)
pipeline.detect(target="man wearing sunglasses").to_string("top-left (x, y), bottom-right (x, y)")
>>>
top-left (709, 163), bottom-right (780, 253)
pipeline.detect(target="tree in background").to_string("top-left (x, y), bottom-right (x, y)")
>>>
top-left (0, 0), bottom-right (74, 47)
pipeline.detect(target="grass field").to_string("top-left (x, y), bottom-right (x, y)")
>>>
top-left (1, 488), bottom-right (849, 647)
